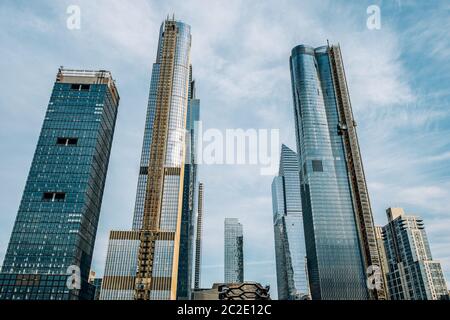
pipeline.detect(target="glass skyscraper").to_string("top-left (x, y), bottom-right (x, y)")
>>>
top-left (290, 44), bottom-right (384, 300)
top-left (272, 144), bottom-right (309, 300)
top-left (177, 72), bottom-right (200, 300)
top-left (0, 68), bottom-right (120, 300)
top-left (382, 208), bottom-right (449, 300)
top-left (100, 18), bottom-right (198, 300)
top-left (224, 218), bottom-right (244, 284)
top-left (194, 183), bottom-right (205, 290)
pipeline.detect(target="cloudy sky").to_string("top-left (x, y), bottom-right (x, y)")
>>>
top-left (0, 0), bottom-right (449, 298)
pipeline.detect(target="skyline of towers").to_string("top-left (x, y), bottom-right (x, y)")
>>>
top-left (0, 68), bottom-right (120, 300)
top-left (224, 218), bottom-right (244, 284)
top-left (290, 44), bottom-right (383, 300)
top-left (272, 144), bottom-right (309, 300)
top-left (0, 15), bottom-right (448, 301)
top-left (382, 208), bottom-right (449, 300)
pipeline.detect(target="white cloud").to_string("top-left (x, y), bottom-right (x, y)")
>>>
top-left (1, 0), bottom-right (449, 295)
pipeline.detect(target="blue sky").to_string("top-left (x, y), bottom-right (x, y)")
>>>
top-left (0, 0), bottom-right (449, 298)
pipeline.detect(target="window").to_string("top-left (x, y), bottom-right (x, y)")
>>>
top-left (42, 192), bottom-right (66, 202)
top-left (140, 166), bottom-right (148, 175)
top-left (312, 160), bottom-right (323, 172)
top-left (70, 84), bottom-right (90, 91)
top-left (56, 137), bottom-right (78, 146)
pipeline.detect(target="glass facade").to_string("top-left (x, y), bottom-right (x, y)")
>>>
top-left (177, 73), bottom-right (200, 300)
top-left (99, 231), bottom-right (140, 300)
top-left (290, 45), bottom-right (368, 300)
top-left (224, 218), bottom-right (244, 284)
top-left (101, 19), bottom-right (195, 300)
top-left (0, 68), bottom-right (119, 300)
top-left (272, 144), bottom-right (309, 300)
top-left (383, 208), bottom-right (449, 300)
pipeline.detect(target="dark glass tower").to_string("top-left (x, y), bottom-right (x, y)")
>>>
top-left (290, 44), bottom-right (384, 300)
top-left (0, 68), bottom-right (120, 300)
top-left (177, 74), bottom-right (200, 300)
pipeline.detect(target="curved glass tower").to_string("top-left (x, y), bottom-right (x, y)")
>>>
top-left (290, 44), bottom-right (377, 300)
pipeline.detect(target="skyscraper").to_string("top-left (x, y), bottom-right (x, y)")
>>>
top-left (0, 68), bottom-right (120, 300)
top-left (290, 44), bottom-right (385, 300)
top-left (382, 208), bottom-right (449, 300)
top-left (100, 18), bottom-right (196, 300)
top-left (272, 144), bottom-right (309, 300)
top-left (194, 183), bottom-right (205, 290)
top-left (177, 74), bottom-right (200, 300)
top-left (224, 218), bottom-right (244, 284)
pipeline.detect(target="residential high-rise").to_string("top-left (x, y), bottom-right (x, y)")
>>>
top-left (224, 218), bottom-right (244, 284)
top-left (100, 18), bottom-right (196, 300)
top-left (0, 68), bottom-right (120, 300)
top-left (290, 44), bottom-right (385, 300)
top-left (194, 183), bottom-right (205, 290)
top-left (272, 144), bottom-right (309, 300)
top-left (382, 208), bottom-right (449, 300)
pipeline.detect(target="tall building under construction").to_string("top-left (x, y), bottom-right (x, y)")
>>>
top-left (100, 18), bottom-right (199, 300)
top-left (290, 44), bottom-right (386, 299)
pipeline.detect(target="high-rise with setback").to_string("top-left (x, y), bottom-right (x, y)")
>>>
top-left (272, 144), bottom-right (309, 300)
top-left (100, 18), bottom-right (198, 300)
top-left (290, 44), bottom-right (386, 299)
top-left (382, 208), bottom-right (448, 300)
top-left (0, 68), bottom-right (120, 300)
